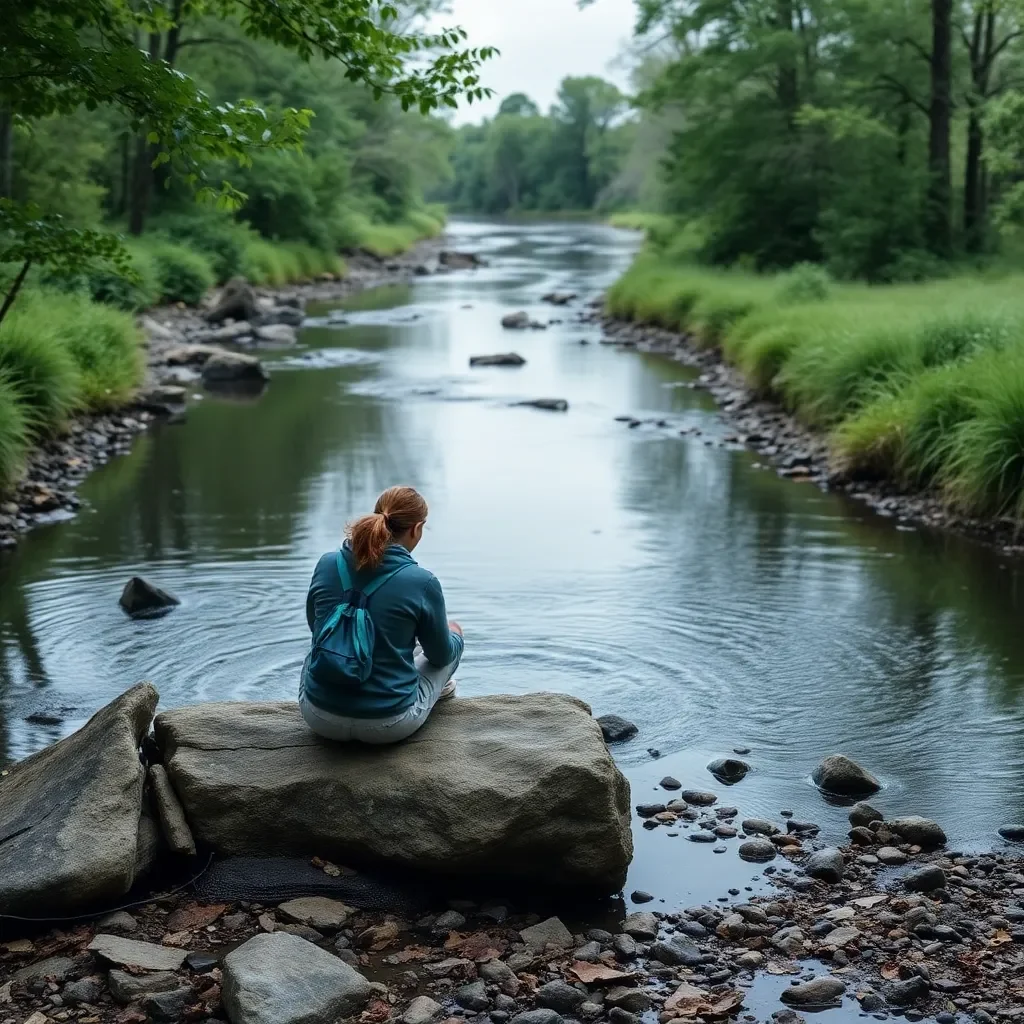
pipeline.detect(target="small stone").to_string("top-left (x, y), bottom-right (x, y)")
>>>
top-left (735, 951), bottom-right (764, 970)
top-left (108, 970), bottom-right (182, 1005)
top-left (88, 935), bottom-right (189, 972)
top-left (882, 976), bottom-right (929, 1007)
top-left (433, 910), bottom-right (468, 934)
top-left (97, 911), bottom-right (138, 933)
top-left (608, 1011), bottom-right (638, 1024)
top-left (650, 936), bottom-right (702, 967)
top-left (739, 839), bottom-right (776, 863)
top-left (779, 978), bottom-right (845, 1007)
top-left (605, 988), bottom-right (650, 1013)
top-left (405, 997), bottom-right (443, 1024)
top-left (805, 848), bottom-right (845, 884)
top-left (635, 803), bottom-right (666, 818)
top-left (660, 776), bottom-right (682, 790)
top-left (574, 941), bottom-right (602, 962)
top-left (13, 958), bottom-right (76, 985)
top-left (480, 961), bottom-right (519, 997)
top-left (742, 819), bottom-right (780, 836)
top-left (859, 993), bottom-right (886, 1012)
top-left (786, 820), bottom-right (820, 836)
top-left (812, 755), bottom-right (881, 797)
top-left (597, 715), bottom-right (638, 743)
top-left (714, 825), bottom-right (738, 839)
top-left (905, 866), bottom-right (946, 892)
top-left (889, 816), bottom-right (947, 848)
top-left (536, 982), bottom-right (585, 1015)
top-left (622, 912), bottom-right (658, 940)
top-left (688, 832), bottom-right (717, 843)
top-left (848, 826), bottom-right (876, 846)
top-left (456, 981), bottom-right (490, 1012)
top-left (509, 1011), bottom-right (562, 1024)
top-left (279, 896), bottom-right (354, 930)
top-left (520, 917), bottom-right (572, 950)
top-left (680, 790), bottom-right (717, 806)
top-left (823, 926), bottom-right (860, 947)
top-left (119, 577), bottom-right (180, 619)
top-left (613, 934), bottom-right (637, 961)
top-left (631, 890), bottom-right (654, 904)
top-left (186, 952), bottom-right (219, 971)
top-left (878, 846), bottom-right (908, 865)
top-left (849, 802), bottom-right (884, 829)
top-left (62, 977), bottom-right (103, 1006)
top-left (734, 746), bottom-right (751, 755)
top-left (144, 987), bottom-right (193, 1022)
top-left (707, 758), bottom-right (750, 784)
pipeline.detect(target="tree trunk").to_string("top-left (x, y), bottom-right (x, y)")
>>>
top-left (775, 0), bottom-right (799, 123)
top-left (927, 0), bottom-right (953, 255)
top-left (963, 109), bottom-right (985, 250)
top-left (129, 135), bottom-right (155, 236)
top-left (0, 109), bottom-right (13, 199)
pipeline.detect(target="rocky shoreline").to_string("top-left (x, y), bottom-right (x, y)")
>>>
top-left (590, 314), bottom-right (1024, 559)
top-left (0, 241), bottom-right (448, 553)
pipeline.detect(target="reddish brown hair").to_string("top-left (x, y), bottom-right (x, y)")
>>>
top-left (347, 486), bottom-right (428, 570)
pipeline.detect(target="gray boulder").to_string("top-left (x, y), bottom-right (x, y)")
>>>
top-left (403, 996), bottom-right (442, 1024)
top-left (148, 764), bottom-right (195, 856)
top-left (804, 848), bottom-right (845, 883)
top-left (882, 976), bottom-right (928, 1007)
top-left (255, 323), bottom-right (298, 346)
top-left (0, 683), bottom-right (158, 915)
top-left (780, 978), bottom-right (845, 1007)
top-left (155, 693), bottom-right (632, 891)
top-left (222, 932), bottom-right (370, 1024)
top-left (905, 866), bottom-right (946, 893)
top-left (262, 306), bottom-right (305, 328)
top-left (119, 577), bottom-right (180, 618)
top-left (888, 816), bottom-right (946, 848)
top-left (650, 936), bottom-right (702, 967)
top-left (812, 755), bottom-right (881, 797)
top-left (501, 312), bottom-right (532, 330)
top-left (108, 970), bottom-right (183, 1005)
top-left (206, 278), bottom-right (259, 324)
top-left (597, 715), bottom-right (638, 743)
top-left (738, 838), bottom-right (776, 863)
top-left (849, 802), bottom-right (883, 828)
top-left (201, 351), bottom-right (269, 388)
top-left (707, 757), bottom-right (750, 784)
top-left (537, 982), bottom-right (585, 1015)
top-left (521, 916), bottom-right (574, 950)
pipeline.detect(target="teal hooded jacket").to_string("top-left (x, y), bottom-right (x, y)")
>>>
top-left (301, 542), bottom-right (463, 718)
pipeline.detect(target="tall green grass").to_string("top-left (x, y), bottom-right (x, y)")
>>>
top-left (608, 250), bottom-right (1024, 523)
top-left (0, 373), bottom-right (30, 489)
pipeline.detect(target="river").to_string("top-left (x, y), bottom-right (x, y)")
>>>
top-left (3, 220), bottom-right (1024, 906)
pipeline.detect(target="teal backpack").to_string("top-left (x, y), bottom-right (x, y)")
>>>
top-left (309, 549), bottom-right (409, 686)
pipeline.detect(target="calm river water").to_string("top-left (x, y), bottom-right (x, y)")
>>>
top-left (3, 220), bottom-right (1024, 905)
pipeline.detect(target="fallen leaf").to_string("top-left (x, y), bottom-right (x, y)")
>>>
top-left (569, 961), bottom-right (636, 985)
top-left (881, 963), bottom-right (900, 980)
top-left (704, 990), bottom-right (744, 1018)
top-left (161, 930), bottom-right (193, 948)
top-left (167, 903), bottom-right (227, 932)
top-left (665, 983), bottom-right (711, 1015)
top-left (258, 913), bottom-right (276, 933)
top-left (360, 998), bottom-right (391, 1023)
top-left (852, 895), bottom-right (888, 910)
top-left (384, 947), bottom-right (432, 965)
top-left (767, 962), bottom-right (797, 975)
top-left (990, 930), bottom-right (1012, 946)
top-left (444, 931), bottom-right (507, 962)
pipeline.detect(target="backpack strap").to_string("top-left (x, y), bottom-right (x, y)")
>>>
top-left (335, 548), bottom-right (411, 599)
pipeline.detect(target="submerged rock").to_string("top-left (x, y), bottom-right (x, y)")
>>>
top-left (738, 838), bottom-right (776, 863)
top-left (812, 755), bottom-right (881, 796)
top-left (0, 684), bottom-right (158, 916)
top-left (119, 576), bottom-right (180, 618)
top-left (1000, 825), bottom-right (1024, 842)
top-left (597, 714), bottom-right (638, 743)
top-left (542, 292), bottom-right (577, 306)
top-left (201, 350), bottom-right (269, 388)
top-left (439, 250), bottom-right (485, 270)
top-left (780, 978), bottom-right (845, 1007)
top-left (222, 932), bottom-right (370, 1024)
top-left (469, 352), bottom-right (526, 367)
top-left (501, 311), bottom-right (532, 330)
top-left (707, 757), bottom-right (750, 784)
top-left (155, 694), bottom-right (632, 891)
top-left (513, 398), bottom-right (569, 412)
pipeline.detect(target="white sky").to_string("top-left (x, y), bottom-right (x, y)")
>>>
top-left (434, 0), bottom-right (637, 124)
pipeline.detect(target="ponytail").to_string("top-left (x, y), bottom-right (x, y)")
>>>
top-left (346, 486), bottom-right (429, 570)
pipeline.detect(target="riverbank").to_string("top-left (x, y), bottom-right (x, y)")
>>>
top-left (601, 254), bottom-right (1024, 556)
top-left (0, 239), bottom-right (447, 552)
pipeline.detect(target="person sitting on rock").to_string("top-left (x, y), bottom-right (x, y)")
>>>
top-left (299, 485), bottom-right (463, 744)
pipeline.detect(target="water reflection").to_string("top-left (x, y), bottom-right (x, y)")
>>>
top-left (2, 221), bottom-right (1024, 906)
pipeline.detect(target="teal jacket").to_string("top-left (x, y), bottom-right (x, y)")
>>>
top-left (301, 542), bottom-right (463, 718)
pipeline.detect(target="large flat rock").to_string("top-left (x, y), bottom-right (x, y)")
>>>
top-left (155, 693), bottom-right (632, 891)
top-left (0, 683), bottom-right (158, 915)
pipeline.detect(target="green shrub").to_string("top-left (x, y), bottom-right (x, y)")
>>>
top-left (242, 238), bottom-right (288, 286)
top-left (0, 308), bottom-right (80, 435)
top-left (148, 241), bottom-right (216, 304)
top-left (776, 262), bottom-right (832, 304)
top-left (0, 373), bottom-right (30, 491)
top-left (88, 243), bottom-right (162, 311)
top-left (152, 214), bottom-right (252, 282)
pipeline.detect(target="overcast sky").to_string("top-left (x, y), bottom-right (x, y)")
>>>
top-left (434, 0), bottom-right (637, 124)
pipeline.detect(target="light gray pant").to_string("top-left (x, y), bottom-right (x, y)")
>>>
top-left (299, 647), bottom-right (460, 745)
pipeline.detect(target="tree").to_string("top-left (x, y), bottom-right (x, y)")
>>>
top-left (498, 93), bottom-right (540, 117)
top-left (0, 0), bottom-right (493, 317)
top-left (927, 0), bottom-right (954, 254)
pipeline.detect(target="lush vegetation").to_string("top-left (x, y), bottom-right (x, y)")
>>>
top-left (0, 0), bottom-right (490, 493)
top-left (438, 78), bottom-right (639, 215)
top-left (609, 244), bottom-right (1024, 521)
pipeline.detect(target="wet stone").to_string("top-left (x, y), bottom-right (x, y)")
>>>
top-left (739, 839), bottom-right (777, 863)
top-left (457, 981), bottom-right (491, 1012)
top-left (536, 982), bottom-right (585, 1015)
top-left (707, 758), bottom-right (750, 784)
top-left (650, 936), bottom-right (702, 967)
top-left (804, 848), bottom-right (845, 884)
top-left (905, 866), bottom-right (947, 893)
top-left (636, 803), bottom-right (666, 818)
top-left (680, 790), bottom-right (717, 806)
top-left (882, 976), bottom-right (929, 1007)
top-left (613, 933), bottom-right (637, 961)
top-left (597, 715), bottom-right (638, 743)
top-left (144, 986), bottom-right (193, 1022)
top-left (878, 846), bottom-right (908, 865)
top-left (849, 802), bottom-right (884, 829)
top-left (742, 819), bottom-right (779, 837)
top-left (622, 911), bottom-right (659, 940)
top-left (660, 776), bottom-right (682, 790)
top-left (688, 832), bottom-right (717, 844)
top-left (780, 978), bottom-right (845, 1007)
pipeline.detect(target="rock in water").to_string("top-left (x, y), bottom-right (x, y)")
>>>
top-left (513, 399), bottom-right (569, 412)
top-left (255, 324), bottom-right (298, 346)
top-left (597, 715), bottom-right (638, 743)
top-left (812, 755), bottom-right (881, 796)
top-left (201, 351), bottom-right (269, 389)
top-left (888, 816), bottom-right (946, 848)
top-left (1000, 825), bottom-right (1024, 842)
top-left (501, 312), bottom-right (532, 330)
top-left (119, 577), bottom-right (180, 619)
top-left (439, 251), bottom-right (485, 270)
top-left (738, 839), bottom-right (776, 863)
top-left (541, 292), bottom-right (577, 306)
top-left (779, 979), bottom-right (845, 1007)
top-left (0, 684), bottom-right (158, 916)
top-left (849, 802), bottom-right (883, 829)
top-left (804, 848), bottom-right (844, 883)
top-left (905, 866), bottom-right (946, 893)
top-left (469, 353), bottom-right (526, 367)
top-left (222, 932), bottom-right (370, 1024)
top-left (155, 693), bottom-right (632, 891)
top-left (707, 758), bottom-right (750, 784)
top-left (205, 277), bottom-right (259, 324)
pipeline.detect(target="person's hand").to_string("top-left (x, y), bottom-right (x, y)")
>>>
top-left (449, 620), bottom-right (463, 637)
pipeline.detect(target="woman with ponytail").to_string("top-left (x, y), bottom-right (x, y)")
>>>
top-left (299, 486), bottom-right (464, 744)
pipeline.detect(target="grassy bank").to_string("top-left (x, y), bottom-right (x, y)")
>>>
top-left (608, 252), bottom-right (1024, 522)
top-left (0, 207), bottom-right (444, 495)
